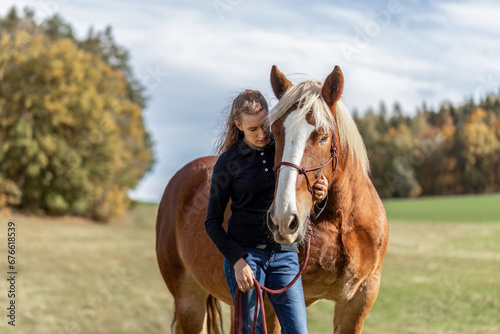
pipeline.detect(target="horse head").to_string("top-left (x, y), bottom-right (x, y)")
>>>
top-left (266, 65), bottom-right (344, 244)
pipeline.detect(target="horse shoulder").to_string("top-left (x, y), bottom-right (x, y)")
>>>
top-left (335, 179), bottom-right (389, 293)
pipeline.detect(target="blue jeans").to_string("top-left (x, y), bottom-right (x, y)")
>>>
top-left (224, 249), bottom-right (308, 334)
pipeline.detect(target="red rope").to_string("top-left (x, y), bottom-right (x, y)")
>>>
top-left (233, 224), bottom-right (312, 334)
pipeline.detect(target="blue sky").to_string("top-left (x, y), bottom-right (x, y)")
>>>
top-left (1, 0), bottom-right (499, 202)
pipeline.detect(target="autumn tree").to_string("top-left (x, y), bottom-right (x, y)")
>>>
top-left (457, 108), bottom-right (500, 193)
top-left (433, 108), bottom-right (459, 195)
top-left (0, 9), bottom-right (153, 221)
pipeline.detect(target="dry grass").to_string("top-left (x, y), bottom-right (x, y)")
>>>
top-left (0, 207), bottom-right (173, 334)
top-left (0, 197), bottom-right (499, 333)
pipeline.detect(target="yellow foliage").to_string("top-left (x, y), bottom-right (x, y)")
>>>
top-left (0, 31), bottom-right (153, 220)
top-left (387, 127), bottom-right (397, 137)
top-left (469, 107), bottom-right (487, 122)
top-left (463, 108), bottom-right (500, 157)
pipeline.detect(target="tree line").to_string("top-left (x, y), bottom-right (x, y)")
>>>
top-left (0, 7), bottom-right (154, 221)
top-left (354, 95), bottom-right (500, 198)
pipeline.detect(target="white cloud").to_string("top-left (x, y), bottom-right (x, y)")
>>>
top-left (2, 0), bottom-right (500, 201)
top-left (438, 0), bottom-right (500, 33)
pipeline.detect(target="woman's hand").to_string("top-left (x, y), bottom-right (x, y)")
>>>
top-left (234, 258), bottom-right (255, 293)
top-left (313, 174), bottom-right (328, 202)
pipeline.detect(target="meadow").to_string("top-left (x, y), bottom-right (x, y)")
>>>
top-left (0, 194), bottom-right (499, 333)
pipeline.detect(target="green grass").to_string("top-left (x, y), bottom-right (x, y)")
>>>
top-left (307, 219), bottom-right (500, 333)
top-left (0, 194), bottom-right (499, 333)
top-left (364, 221), bottom-right (500, 334)
top-left (383, 193), bottom-right (500, 223)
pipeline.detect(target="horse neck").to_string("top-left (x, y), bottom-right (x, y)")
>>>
top-left (327, 156), bottom-right (369, 213)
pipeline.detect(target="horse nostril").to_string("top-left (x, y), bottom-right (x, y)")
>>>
top-left (289, 214), bottom-right (299, 232)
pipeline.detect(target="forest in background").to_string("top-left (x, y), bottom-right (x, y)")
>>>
top-left (354, 96), bottom-right (500, 198)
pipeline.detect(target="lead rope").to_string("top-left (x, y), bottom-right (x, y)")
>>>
top-left (233, 223), bottom-right (313, 334)
top-left (234, 132), bottom-right (337, 333)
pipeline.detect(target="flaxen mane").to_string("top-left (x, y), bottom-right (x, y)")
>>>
top-left (268, 80), bottom-right (370, 178)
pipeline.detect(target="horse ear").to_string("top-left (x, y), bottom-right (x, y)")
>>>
top-left (322, 65), bottom-right (344, 109)
top-left (270, 65), bottom-right (292, 99)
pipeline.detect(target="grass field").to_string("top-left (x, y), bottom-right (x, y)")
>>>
top-left (383, 193), bottom-right (500, 223)
top-left (0, 194), bottom-right (499, 333)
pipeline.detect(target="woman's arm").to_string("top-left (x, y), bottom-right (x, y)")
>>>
top-left (205, 155), bottom-right (256, 292)
top-left (205, 155), bottom-right (247, 266)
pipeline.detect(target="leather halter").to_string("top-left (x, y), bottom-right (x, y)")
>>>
top-left (272, 128), bottom-right (338, 196)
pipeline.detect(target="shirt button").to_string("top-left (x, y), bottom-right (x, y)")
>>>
top-left (260, 152), bottom-right (264, 156)
top-left (265, 168), bottom-right (269, 172)
top-left (263, 160), bottom-right (266, 164)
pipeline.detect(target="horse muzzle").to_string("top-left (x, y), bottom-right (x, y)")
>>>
top-left (267, 209), bottom-right (305, 244)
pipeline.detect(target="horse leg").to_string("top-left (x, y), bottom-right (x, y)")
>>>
top-left (171, 272), bottom-right (209, 334)
top-left (229, 306), bottom-right (235, 334)
top-left (264, 297), bottom-right (281, 334)
top-left (333, 276), bottom-right (381, 334)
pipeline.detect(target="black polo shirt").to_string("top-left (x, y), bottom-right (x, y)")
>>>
top-left (205, 135), bottom-right (326, 266)
top-left (205, 136), bottom-right (297, 265)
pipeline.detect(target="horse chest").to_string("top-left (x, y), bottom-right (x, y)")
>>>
top-left (300, 223), bottom-right (351, 300)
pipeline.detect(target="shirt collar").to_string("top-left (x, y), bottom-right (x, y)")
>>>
top-left (237, 134), bottom-right (275, 156)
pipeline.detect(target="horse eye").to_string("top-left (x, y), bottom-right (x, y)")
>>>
top-left (320, 134), bottom-right (329, 143)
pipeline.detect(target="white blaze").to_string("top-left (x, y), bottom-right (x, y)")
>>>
top-left (273, 109), bottom-right (315, 226)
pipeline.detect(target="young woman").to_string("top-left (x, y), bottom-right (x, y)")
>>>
top-left (205, 90), bottom-right (328, 333)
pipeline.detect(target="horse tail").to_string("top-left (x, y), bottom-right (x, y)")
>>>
top-left (170, 310), bottom-right (176, 333)
top-left (206, 294), bottom-right (224, 334)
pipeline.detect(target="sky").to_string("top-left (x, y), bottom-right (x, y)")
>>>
top-left (1, 0), bottom-right (499, 202)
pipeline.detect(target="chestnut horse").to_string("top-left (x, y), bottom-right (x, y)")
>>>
top-left (156, 65), bottom-right (389, 333)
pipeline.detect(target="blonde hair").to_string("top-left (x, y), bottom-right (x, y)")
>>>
top-left (268, 80), bottom-right (370, 178)
top-left (214, 90), bottom-right (268, 156)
